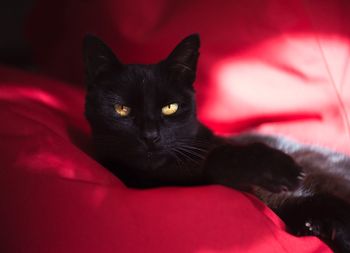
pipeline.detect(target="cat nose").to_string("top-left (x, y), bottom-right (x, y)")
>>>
top-left (142, 130), bottom-right (160, 145)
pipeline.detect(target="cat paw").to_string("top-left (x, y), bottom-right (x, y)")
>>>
top-left (298, 219), bottom-right (350, 252)
top-left (248, 143), bottom-right (304, 193)
top-left (204, 142), bottom-right (304, 193)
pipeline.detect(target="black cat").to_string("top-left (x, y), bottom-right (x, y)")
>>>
top-left (83, 34), bottom-right (350, 253)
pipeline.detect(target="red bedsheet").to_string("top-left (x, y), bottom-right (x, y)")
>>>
top-left (1, 0), bottom-right (350, 252)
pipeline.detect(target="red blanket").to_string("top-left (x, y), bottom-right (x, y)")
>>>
top-left (2, 0), bottom-right (350, 252)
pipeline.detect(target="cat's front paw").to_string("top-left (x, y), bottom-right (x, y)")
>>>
top-left (247, 143), bottom-right (304, 193)
top-left (296, 218), bottom-right (350, 253)
top-left (205, 142), bottom-right (304, 193)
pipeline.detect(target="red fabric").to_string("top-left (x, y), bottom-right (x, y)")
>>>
top-left (2, 0), bottom-right (350, 252)
top-left (0, 67), bottom-right (331, 252)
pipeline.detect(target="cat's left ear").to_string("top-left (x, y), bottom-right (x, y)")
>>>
top-left (163, 34), bottom-right (200, 83)
top-left (83, 34), bottom-right (123, 85)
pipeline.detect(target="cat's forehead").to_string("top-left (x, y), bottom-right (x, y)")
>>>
top-left (114, 64), bottom-right (162, 89)
top-left (102, 64), bottom-right (187, 105)
top-left (129, 64), bottom-right (161, 85)
top-left (113, 65), bottom-right (181, 96)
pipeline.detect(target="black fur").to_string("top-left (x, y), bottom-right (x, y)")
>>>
top-left (84, 34), bottom-right (350, 252)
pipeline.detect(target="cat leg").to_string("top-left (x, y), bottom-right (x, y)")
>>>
top-left (275, 194), bottom-right (350, 253)
top-left (204, 142), bottom-right (304, 193)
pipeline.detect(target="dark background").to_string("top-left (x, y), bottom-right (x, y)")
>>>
top-left (0, 0), bottom-right (34, 67)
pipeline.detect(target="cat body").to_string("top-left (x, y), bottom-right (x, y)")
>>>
top-left (83, 34), bottom-right (350, 252)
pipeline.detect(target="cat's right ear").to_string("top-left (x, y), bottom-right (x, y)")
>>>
top-left (83, 35), bottom-right (123, 86)
top-left (163, 34), bottom-right (200, 84)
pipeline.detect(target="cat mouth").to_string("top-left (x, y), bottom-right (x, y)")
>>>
top-left (145, 151), bottom-right (167, 170)
top-left (145, 145), bottom-right (164, 155)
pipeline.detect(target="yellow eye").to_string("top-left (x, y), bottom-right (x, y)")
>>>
top-left (162, 103), bottom-right (178, 116)
top-left (114, 104), bottom-right (131, 117)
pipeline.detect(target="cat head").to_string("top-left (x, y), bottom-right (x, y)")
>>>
top-left (83, 34), bottom-right (211, 183)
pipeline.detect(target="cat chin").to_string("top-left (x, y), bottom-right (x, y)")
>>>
top-left (118, 151), bottom-right (169, 172)
top-left (146, 153), bottom-right (169, 170)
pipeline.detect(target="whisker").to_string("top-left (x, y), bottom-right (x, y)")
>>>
top-left (177, 137), bottom-right (211, 143)
top-left (172, 148), bottom-right (202, 165)
top-left (169, 149), bottom-right (196, 176)
top-left (178, 144), bottom-right (208, 153)
top-left (170, 151), bottom-right (184, 170)
top-left (175, 140), bottom-right (211, 149)
top-left (176, 146), bottom-right (206, 160)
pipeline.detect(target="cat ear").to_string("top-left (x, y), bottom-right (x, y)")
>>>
top-left (164, 34), bottom-right (200, 83)
top-left (83, 34), bottom-right (123, 85)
